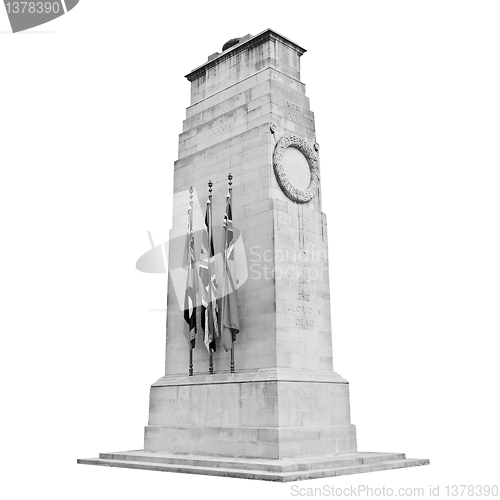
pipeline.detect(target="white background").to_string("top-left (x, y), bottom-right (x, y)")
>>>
top-left (1, 1), bottom-right (499, 498)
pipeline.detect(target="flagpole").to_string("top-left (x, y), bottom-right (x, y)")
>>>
top-left (208, 180), bottom-right (214, 375)
top-left (228, 173), bottom-right (236, 374)
top-left (188, 186), bottom-right (194, 376)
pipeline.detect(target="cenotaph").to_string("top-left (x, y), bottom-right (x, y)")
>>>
top-left (78, 29), bottom-right (429, 481)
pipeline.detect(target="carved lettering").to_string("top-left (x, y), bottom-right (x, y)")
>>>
top-left (212, 122), bottom-right (231, 135)
top-left (208, 104), bottom-right (245, 135)
top-left (286, 101), bottom-right (302, 113)
top-left (295, 318), bottom-right (314, 328)
top-left (287, 304), bottom-right (321, 316)
top-left (206, 94), bottom-right (242, 118)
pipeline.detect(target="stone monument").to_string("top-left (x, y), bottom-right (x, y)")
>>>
top-left (78, 29), bottom-right (429, 481)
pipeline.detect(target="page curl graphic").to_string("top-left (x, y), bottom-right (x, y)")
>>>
top-left (3, 0), bottom-right (79, 33)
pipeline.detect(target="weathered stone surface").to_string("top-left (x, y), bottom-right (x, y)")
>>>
top-left (78, 28), bottom-right (429, 481)
top-left (144, 372), bottom-right (355, 458)
top-left (165, 29), bottom-right (327, 375)
top-left (159, 29), bottom-right (357, 460)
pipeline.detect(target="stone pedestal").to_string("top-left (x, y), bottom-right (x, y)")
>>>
top-left (146, 370), bottom-right (356, 459)
top-left (78, 29), bottom-right (429, 481)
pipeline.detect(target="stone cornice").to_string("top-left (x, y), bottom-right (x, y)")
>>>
top-left (185, 28), bottom-right (306, 82)
top-left (151, 368), bottom-right (348, 387)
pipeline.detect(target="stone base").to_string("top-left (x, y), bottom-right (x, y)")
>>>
top-left (78, 450), bottom-right (429, 482)
top-left (146, 369), bottom-right (357, 459)
top-left (79, 370), bottom-right (429, 481)
top-left (145, 424), bottom-right (357, 458)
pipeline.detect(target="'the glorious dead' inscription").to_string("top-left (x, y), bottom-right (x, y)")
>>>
top-left (288, 291), bottom-right (322, 328)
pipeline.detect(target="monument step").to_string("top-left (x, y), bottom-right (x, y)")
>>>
top-left (97, 450), bottom-right (405, 473)
top-left (77, 452), bottom-right (429, 482)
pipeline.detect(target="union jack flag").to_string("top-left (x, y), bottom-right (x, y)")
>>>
top-left (220, 189), bottom-right (240, 351)
top-left (199, 197), bottom-right (219, 353)
top-left (183, 202), bottom-right (197, 348)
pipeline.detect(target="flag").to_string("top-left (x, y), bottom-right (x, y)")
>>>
top-left (199, 196), bottom-right (219, 353)
top-left (220, 189), bottom-right (240, 351)
top-left (183, 202), bottom-right (197, 349)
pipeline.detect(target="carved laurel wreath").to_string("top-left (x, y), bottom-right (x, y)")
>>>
top-left (272, 135), bottom-right (320, 203)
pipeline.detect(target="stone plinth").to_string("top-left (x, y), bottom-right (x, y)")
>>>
top-left (145, 370), bottom-right (356, 458)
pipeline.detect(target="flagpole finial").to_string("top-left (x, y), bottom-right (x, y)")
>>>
top-left (228, 173), bottom-right (233, 186)
top-left (208, 180), bottom-right (213, 193)
top-left (189, 186), bottom-right (193, 198)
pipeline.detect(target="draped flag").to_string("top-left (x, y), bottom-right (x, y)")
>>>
top-left (199, 196), bottom-right (219, 353)
top-left (220, 189), bottom-right (240, 351)
top-left (183, 202), bottom-right (197, 349)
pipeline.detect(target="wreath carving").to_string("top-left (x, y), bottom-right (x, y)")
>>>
top-left (272, 135), bottom-right (320, 203)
